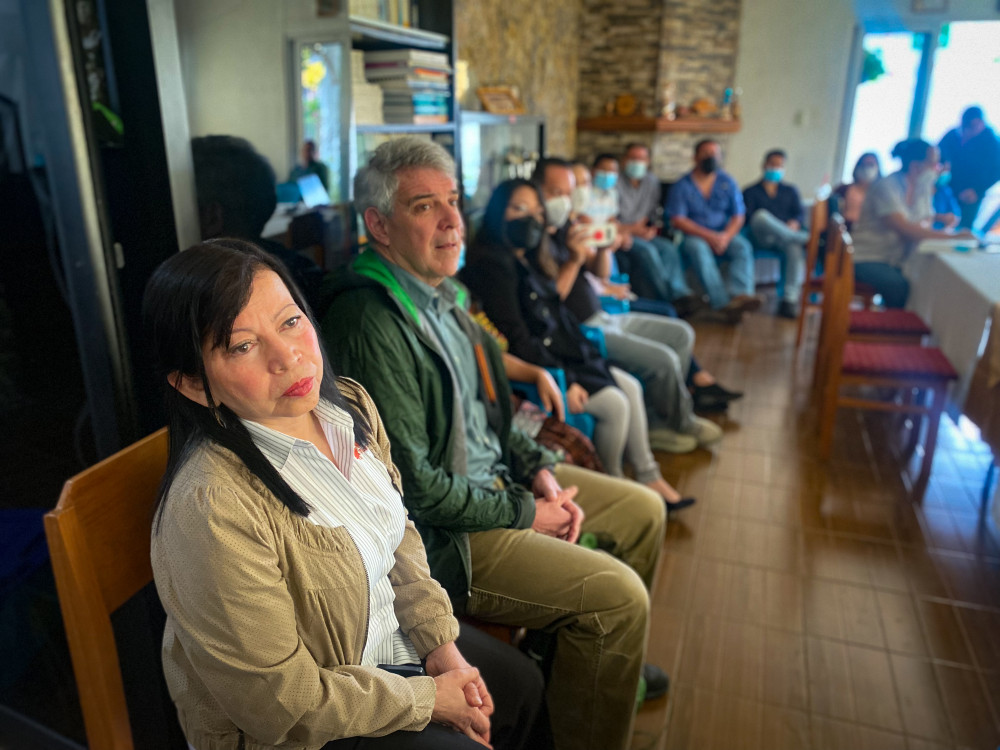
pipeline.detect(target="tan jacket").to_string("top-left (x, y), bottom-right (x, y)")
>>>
top-left (151, 378), bottom-right (459, 750)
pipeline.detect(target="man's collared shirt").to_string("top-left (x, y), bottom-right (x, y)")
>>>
top-left (617, 171), bottom-right (661, 225)
top-left (242, 400), bottom-right (421, 667)
top-left (382, 258), bottom-right (505, 489)
top-left (666, 170), bottom-right (745, 232)
top-left (742, 180), bottom-right (804, 225)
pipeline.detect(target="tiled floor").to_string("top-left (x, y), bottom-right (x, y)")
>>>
top-left (630, 309), bottom-right (1000, 750)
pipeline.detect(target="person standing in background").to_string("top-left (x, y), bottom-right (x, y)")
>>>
top-left (938, 106), bottom-right (1000, 229)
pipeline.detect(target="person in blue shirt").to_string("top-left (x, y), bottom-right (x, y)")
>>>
top-left (938, 106), bottom-right (1000, 230)
top-left (667, 140), bottom-right (759, 322)
top-left (932, 169), bottom-right (961, 230)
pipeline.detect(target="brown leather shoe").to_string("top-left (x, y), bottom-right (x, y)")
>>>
top-left (731, 294), bottom-right (762, 312)
top-left (718, 301), bottom-right (744, 324)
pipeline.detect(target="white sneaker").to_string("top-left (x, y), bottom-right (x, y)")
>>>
top-left (690, 416), bottom-right (723, 447)
top-left (648, 429), bottom-right (698, 454)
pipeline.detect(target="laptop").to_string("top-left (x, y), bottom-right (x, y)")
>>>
top-left (296, 173), bottom-right (331, 208)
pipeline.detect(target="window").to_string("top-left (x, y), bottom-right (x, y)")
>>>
top-left (842, 32), bottom-right (924, 183)
top-left (295, 40), bottom-right (344, 202)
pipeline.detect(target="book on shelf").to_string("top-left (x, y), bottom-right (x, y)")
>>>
top-left (348, 0), bottom-right (380, 19)
top-left (365, 62), bottom-right (451, 77)
top-left (383, 105), bottom-right (449, 117)
top-left (376, 78), bottom-right (450, 92)
top-left (363, 49), bottom-right (450, 68)
top-left (382, 92), bottom-right (449, 104)
top-left (351, 50), bottom-right (384, 125)
top-left (381, 113), bottom-right (449, 125)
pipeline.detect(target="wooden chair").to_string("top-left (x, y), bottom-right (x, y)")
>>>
top-left (44, 427), bottom-right (523, 750)
top-left (816, 222), bottom-right (957, 480)
top-left (44, 428), bottom-right (182, 750)
top-left (795, 199), bottom-right (878, 348)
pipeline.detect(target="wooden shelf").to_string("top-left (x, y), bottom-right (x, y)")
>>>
top-left (577, 115), bottom-right (741, 134)
top-left (349, 16), bottom-right (449, 51)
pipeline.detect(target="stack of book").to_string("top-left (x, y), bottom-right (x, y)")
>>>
top-left (363, 49), bottom-right (452, 125)
top-left (351, 50), bottom-right (384, 125)
top-left (349, 0), bottom-right (415, 26)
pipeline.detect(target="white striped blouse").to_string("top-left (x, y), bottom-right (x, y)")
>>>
top-left (241, 399), bottom-right (421, 667)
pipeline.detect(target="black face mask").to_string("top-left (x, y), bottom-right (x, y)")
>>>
top-left (699, 156), bottom-right (718, 174)
top-left (503, 216), bottom-right (544, 251)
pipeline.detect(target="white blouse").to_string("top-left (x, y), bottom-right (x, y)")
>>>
top-left (241, 399), bottom-right (420, 667)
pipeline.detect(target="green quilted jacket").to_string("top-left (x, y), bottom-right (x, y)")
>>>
top-left (321, 250), bottom-right (558, 609)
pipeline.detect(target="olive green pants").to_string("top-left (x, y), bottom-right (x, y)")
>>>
top-left (465, 465), bottom-right (666, 750)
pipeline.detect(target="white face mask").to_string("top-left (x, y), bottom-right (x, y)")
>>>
top-left (544, 195), bottom-right (573, 228)
top-left (571, 185), bottom-right (591, 214)
top-left (857, 165), bottom-right (879, 183)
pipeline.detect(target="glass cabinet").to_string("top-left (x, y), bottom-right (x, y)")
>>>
top-left (459, 111), bottom-right (545, 229)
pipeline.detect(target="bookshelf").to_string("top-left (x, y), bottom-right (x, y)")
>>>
top-left (341, 0), bottom-right (459, 199)
top-left (348, 16), bottom-right (448, 51)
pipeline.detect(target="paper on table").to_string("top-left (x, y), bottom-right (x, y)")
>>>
top-left (915, 238), bottom-right (978, 254)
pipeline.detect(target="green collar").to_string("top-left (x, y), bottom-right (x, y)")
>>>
top-left (351, 250), bottom-right (469, 324)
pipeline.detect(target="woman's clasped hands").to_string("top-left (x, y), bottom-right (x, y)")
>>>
top-left (425, 642), bottom-right (495, 747)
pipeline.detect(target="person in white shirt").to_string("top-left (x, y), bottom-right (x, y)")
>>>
top-left (852, 139), bottom-right (974, 308)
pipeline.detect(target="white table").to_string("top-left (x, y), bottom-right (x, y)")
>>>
top-left (907, 249), bottom-right (1000, 520)
top-left (906, 249), bottom-right (1000, 410)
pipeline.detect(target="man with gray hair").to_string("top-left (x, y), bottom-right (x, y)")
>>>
top-left (323, 137), bottom-right (666, 750)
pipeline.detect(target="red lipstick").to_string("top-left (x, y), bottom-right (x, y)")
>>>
top-left (283, 377), bottom-right (314, 398)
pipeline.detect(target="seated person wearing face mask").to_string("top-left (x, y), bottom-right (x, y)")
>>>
top-left (615, 145), bottom-right (703, 317)
top-left (932, 169), bottom-right (961, 230)
top-left (566, 160), bottom-right (633, 306)
top-left (572, 159), bottom-right (743, 414)
top-left (742, 149), bottom-right (809, 319)
top-left (852, 138), bottom-right (975, 309)
top-left (531, 157), bottom-right (722, 455)
top-left (835, 153), bottom-right (881, 230)
top-left (668, 139), bottom-right (759, 322)
top-left (461, 177), bottom-right (696, 510)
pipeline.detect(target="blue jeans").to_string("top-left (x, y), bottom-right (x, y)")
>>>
top-left (680, 232), bottom-right (755, 309)
top-left (626, 236), bottom-right (693, 301)
top-left (748, 209), bottom-right (807, 303)
top-left (854, 262), bottom-right (909, 309)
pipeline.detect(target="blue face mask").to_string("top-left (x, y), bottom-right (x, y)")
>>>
top-left (593, 170), bottom-right (618, 191)
top-left (624, 160), bottom-right (647, 181)
top-left (936, 171), bottom-right (951, 187)
top-left (764, 168), bottom-right (784, 183)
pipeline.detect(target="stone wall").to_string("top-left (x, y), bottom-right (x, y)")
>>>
top-left (577, 0), bottom-right (663, 121)
top-left (576, 0), bottom-right (743, 179)
top-left (456, 0), bottom-right (581, 157)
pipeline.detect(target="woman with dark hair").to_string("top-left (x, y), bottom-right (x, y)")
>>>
top-left (851, 139), bottom-right (974, 308)
top-left (834, 152), bottom-right (881, 229)
top-left (143, 238), bottom-right (549, 750)
top-left (460, 180), bottom-right (695, 512)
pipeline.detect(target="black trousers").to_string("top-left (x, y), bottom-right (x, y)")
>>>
top-left (322, 624), bottom-right (552, 750)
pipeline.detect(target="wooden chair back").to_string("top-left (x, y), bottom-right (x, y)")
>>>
top-left (813, 215), bottom-right (850, 392)
top-left (795, 198), bottom-right (829, 348)
top-left (819, 219), bottom-right (856, 383)
top-left (804, 198), bottom-right (829, 283)
top-left (44, 428), bottom-right (170, 750)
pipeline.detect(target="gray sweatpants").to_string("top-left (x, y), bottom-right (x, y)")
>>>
top-left (585, 310), bottom-right (695, 433)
